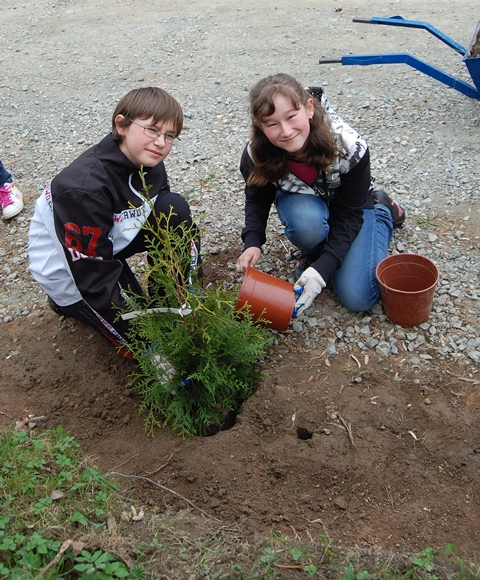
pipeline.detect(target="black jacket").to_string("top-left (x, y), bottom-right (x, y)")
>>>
top-left (28, 133), bottom-right (170, 325)
top-left (240, 89), bottom-right (373, 283)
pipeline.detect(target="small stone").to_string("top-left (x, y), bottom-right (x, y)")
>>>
top-left (468, 351), bottom-right (480, 364)
top-left (292, 321), bottom-right (303, 333)
top-left (334, 497), bottom-right (348, 510)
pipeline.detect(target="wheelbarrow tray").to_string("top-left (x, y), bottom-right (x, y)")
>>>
top-left (465, 20), bottom-right (480, 90)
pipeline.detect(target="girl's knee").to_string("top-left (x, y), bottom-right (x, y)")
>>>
top-left (286, 228), bottom-right (327, 252)
top-left (339, 293), bottom-right (378, 313)
top-left (284, 214), bottom-right (328, 250)
top-left (334, 281), bottom-right (380, 312)
top-left (277, 193), bottom-right (329, 250)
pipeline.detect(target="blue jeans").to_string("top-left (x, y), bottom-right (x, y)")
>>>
top-left (275, 191), bottom-right (393, 312)
top-left (0, 159), bottom-right (12, 185)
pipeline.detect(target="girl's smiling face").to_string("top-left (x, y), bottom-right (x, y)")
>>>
top-left (115, 115), bottom-right (175, 168)
top-left (260, 94), bottom-right (314, 154)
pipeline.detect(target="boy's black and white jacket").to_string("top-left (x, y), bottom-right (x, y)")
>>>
top-left (28, 133), bottom-right (169, 329)
top-left (240, 88), bottom-right (374, 284)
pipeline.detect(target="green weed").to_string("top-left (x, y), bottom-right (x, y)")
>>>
top-left (0, 427), bottom-right (142, 578)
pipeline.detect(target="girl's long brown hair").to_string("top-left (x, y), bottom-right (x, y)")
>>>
top-left (247, 73), bottom-right (338, 187)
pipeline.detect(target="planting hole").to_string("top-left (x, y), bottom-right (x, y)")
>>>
top-left (205, 410), bottom-right (237, 436)
top-left (296, 426), bottom-right (313, 440)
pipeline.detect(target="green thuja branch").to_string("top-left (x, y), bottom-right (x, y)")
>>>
top-left (119, 169), bottom-right (272, 437)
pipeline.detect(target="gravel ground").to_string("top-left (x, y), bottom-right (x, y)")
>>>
top-left (1, 0), bottom-right (479, 368)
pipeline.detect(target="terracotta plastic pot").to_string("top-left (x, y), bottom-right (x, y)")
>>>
top-left (235, 267), bottom-right (296, 332)
top-left (376, 253), bottom-right (439, 327)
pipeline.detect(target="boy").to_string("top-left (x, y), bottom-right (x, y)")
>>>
top-left (28, 87), bottom-right (200, 355)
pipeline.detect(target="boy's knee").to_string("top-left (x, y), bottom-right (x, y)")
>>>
top-left (155, 191), bottom-right (192, 225)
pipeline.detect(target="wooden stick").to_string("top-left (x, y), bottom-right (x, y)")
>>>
top-left (34, 539), bottom-right (72, 578)
top-left (338, 414), bottom-right (356, 448)
top-left (144, 452), bottom-right (174, 477)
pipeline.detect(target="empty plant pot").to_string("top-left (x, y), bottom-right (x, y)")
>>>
top-left (235, 266), bottom-right (296, 332)
top-left (376, 253), bottom-right (439, 327)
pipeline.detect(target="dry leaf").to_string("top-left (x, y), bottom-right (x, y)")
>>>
top-left (107, 514), bottom-right (117, 532)
top-left (350, 354), bottom-right (361, 368)
top-left (132, 508), bottom-right (144, 522)
top-left (123, 505), bottom-right (145, 522)
top-left (71, 541), bottom-right (85, 556)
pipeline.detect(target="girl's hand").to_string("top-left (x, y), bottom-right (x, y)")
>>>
top-left (236, 247), bottom-right (261, 273)
top-left (293, 267), bottom-right (326, 315)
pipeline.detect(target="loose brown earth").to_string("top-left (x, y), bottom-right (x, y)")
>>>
top-left (1, 233), bottom-right (479, 560)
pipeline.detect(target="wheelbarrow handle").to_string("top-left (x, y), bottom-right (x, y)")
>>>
top-left (335, 53), bottom-right (480, 100)
top-left (352, 18), bottom-right (374, 24)
top-left (318, 58), bottom-right (343, 64)
top-left (353, 15), bottom-right (466, 55)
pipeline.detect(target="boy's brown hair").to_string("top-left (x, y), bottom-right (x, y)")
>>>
top-left (112, 87), bottom-right (183, 140)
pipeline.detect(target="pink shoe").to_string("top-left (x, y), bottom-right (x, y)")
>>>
top-left (1, 181), bottom-right (24, 219)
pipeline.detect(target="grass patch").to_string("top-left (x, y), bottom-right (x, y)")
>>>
top-left (0, 426), bottom-right (479, 578)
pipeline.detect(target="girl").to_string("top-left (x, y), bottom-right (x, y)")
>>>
top-left (236, 73), bottom-right (404, 316)
top-left (28, 87), bottom-right (201, 356)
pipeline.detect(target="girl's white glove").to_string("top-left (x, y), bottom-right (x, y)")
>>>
top-left (293, 267), bottom-right (326, 316)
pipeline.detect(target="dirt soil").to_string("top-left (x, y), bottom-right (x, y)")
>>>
top-left (2, 233), bottom-right (480, 558)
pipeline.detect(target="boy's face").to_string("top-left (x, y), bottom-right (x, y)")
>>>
top-left (115, 115), bottom-right (176, 168)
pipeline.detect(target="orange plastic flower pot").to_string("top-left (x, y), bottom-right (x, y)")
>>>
top-left (376, 253), bottom-right (439, 327)
top-left (235, 267), bottom-right (296, 332)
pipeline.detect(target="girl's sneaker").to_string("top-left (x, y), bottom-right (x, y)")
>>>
top-left (1, 181), bottom-right (24, 219)
top-left (372, 190), bottom-right (405, 229)
top-left (294, 253), bottom-right (317, 281)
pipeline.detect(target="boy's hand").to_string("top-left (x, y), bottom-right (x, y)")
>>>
top-left (293, 267), bottom-right (326, 316)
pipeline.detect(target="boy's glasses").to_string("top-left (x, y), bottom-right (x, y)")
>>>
top-left (126, 118), bottom-right (178, 144)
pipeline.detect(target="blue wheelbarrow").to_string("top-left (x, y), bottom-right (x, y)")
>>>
top-left (319, 16), bottom-right (480, 100)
